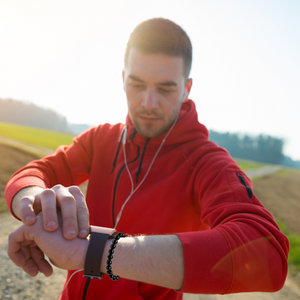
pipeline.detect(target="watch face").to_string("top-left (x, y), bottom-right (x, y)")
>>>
top-left (90, 225), bottom-right (116, 236)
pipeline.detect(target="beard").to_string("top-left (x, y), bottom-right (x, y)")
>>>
top-left (129, 107), bottom-right (179, 138)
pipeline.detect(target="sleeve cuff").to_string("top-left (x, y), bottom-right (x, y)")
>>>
top-left (175, 229), bottom-right (232, 294)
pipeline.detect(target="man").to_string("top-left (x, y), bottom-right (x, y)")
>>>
top-left (6, 18), bottom-right (288, 300)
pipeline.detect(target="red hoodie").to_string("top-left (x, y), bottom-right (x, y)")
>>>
top-left (5, 100), bottom-right (289, 299)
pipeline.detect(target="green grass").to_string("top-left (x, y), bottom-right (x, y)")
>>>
top-left (0, 122), bottom-right (271, 171)
top-left (0, 121), bottom-right (74, 149)
top-left (279, 169), bottom-right (290, 177)
top-left (234, 158), bottom-right (265, 170)
top-left (277, 220), bottom-right (300, 271)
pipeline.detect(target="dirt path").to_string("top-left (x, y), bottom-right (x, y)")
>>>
top-left (244, 165), bottom-right (282, 179)
top-left (253, 169), bottom-right (300, 236)
top-left (0, 135), bottom-right (54, 157)
top-left (1, 143), bottom-right (300, 299)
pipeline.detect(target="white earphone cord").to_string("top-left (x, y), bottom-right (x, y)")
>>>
top-left (55, 113), bottom-right (179, 297)
top-left (115, 98), bottom-right (183, 229)
top-left (56, 269), bottom-right (83, 300)
top-left (55, 92), bottom-right (187, 298)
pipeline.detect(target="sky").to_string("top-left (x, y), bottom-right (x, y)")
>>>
top-left (0, 0), bottom-right (299, 160)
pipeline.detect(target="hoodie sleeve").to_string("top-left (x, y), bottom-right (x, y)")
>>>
top-left (5, 126), bottom-right (97, 217)
top-left (176, 156), bottom-right (289, 294)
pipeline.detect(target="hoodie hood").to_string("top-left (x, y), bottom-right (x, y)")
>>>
top-left (110, 99), bottom-right (209, 183)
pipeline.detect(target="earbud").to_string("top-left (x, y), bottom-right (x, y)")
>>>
top-left (123, 126), bottom-right (127, 145)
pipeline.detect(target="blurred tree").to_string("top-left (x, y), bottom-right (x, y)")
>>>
top-left (209, 130), bottom-right (284, 164)
top-left (0, 98), bottom-right (71, 133)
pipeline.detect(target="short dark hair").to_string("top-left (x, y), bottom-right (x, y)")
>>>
top-left (124, 18), bottom-right (192, 80)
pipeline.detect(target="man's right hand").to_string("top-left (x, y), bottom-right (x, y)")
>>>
top-left (11, 184), bottom-right (89, 239)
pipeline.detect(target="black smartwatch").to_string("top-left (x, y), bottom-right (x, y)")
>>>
top-left (84, 226), bottom-right (117, 279)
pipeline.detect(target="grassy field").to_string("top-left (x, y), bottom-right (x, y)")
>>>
top-left (0, 122), bottom-right (266, 170)
top-left (278, 221), bottom-right (300, 271)
top-left (234, 158), bottom-right (265, 170)
top-left (0, 121), bottom-right (74, 149)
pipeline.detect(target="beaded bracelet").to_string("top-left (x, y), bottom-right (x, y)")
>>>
top-left (106, 232), bottom-right (126, 280)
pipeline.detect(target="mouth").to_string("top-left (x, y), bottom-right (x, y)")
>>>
top-left (138, 115), bottom-right (160, 123)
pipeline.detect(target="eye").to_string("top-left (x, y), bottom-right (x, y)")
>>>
top-left (158, 88), bottom-right (172, 93)
top-left (130, 84), bottom-right (145, 89)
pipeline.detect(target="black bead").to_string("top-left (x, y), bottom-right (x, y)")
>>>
top-left (106, 232), bottom-right (126, 281)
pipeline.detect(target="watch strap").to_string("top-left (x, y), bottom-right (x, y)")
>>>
top-left (84, 226), bottom-right (116, 279)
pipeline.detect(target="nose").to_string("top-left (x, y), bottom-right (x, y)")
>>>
top-left (141, 88), bottom-right (159, 111)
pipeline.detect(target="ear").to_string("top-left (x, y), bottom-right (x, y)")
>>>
top-left (183, 78), bottom-right (193, 103)
top-left (122, 69), bottom-right (125, 91)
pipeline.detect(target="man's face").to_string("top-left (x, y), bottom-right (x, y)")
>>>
top-left (123, 48), bottom-right (192, 138)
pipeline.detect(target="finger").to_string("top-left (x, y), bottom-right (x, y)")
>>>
top-left (39, 259), bottom-right (53, 277)
top-left (19, 196), bottom-right (36, 225)
top-left (22, 257), bottom-right (39, 277)
top-left (20, 241), bottom-right (32, 262)
top-left (32, 193), bottom-right (42, 215)
top-left (52, 185), bottom-right (78, 239)
top-left (8, 247), bottom-right (26, 268)
top-left (21, 242), bottom-right (39, 277)
top-left (68, 186), bottom-right (89, 238)
top-left (40, 189), bottom-right (59, 232)
top-left (30, 244), bottom-right (53, 277)
top-left (8, 219), bottom-right (52, 277)
top-left (8, 228), bottom-right (27, 267)
top-left (8, 232), bottom-right (37, 275)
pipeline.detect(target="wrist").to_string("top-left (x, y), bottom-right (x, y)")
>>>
top-left (83, 226), bottom-right (116, 279)
top-left (79, 238), bottom-right (90, 270)
top-left (100, 236), bottom-right (135, 277)
top-left (12, 186), bottom-right (44, 220)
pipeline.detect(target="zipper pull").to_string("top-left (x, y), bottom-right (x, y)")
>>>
top-left (237, 174), bottom-right (253, 198)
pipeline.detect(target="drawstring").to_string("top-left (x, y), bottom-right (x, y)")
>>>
top-left (111, 127), bottom-right (138, 174)
top-left (111, 127), bottom-right (127, 174)
top-left (115, 114), bottom-right (178, 229)
top-left (136, 138), bottom-right (150, 183)
top-left (129, 128), bottom-right (137, 141)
